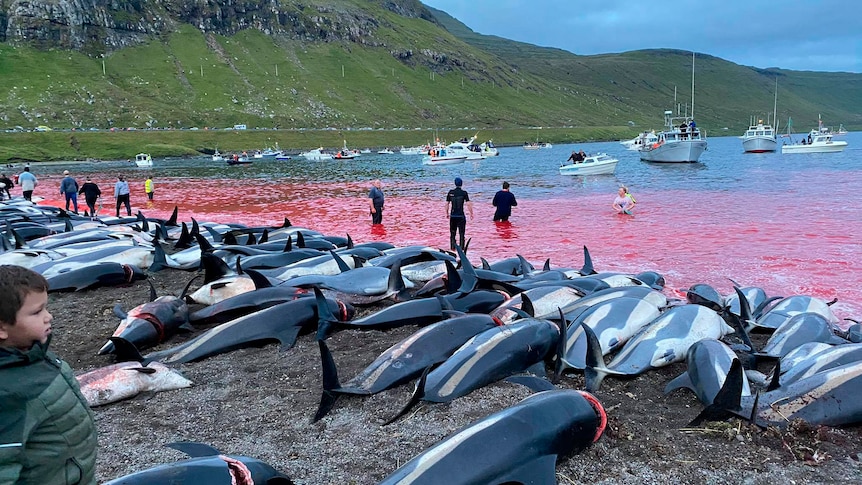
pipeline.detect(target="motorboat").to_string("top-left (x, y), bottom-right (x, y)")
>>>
top-left (300, 148), bottom-right (333, 161)
top-left (559, 153), bottom-right (619, 176)
top-left (781, 129), bottom-right (847, 154)
top-left (226, 156), bottom-right (252, 165)
top-left (622, 131), bottom-right (658, 151)
top-left (134, 153), bottom-right (153, 167)
top-left (741, 79), bottom-right (779, 153)
top-left (639, 111), bottom-right (707, 163)
top-left (377, 148), bottom-right (395, 155)
top-left (478, 140), bottom-right (499, 157)
top-left (360, 148), bottom-right (372, 154)
top-left (261, 145), bottom-right (283, 157)
top-left (334, 149), bottom-right (358, 160)
top-left (421, 147), bottom-right (467, 165)
top-left (444, 136), bottom-right (486, 160)
top-left (275, 153), bottom-right (292, 161)
top-left (640, 53), bottom-right (708, 163)
top-left (212, 149), bottom-right (224, 162)
top-left (741, 121), bottom-right (777, 153)
top-left (399, 145), bottom-right (427, 155)
top-left (523, 141), bottom-right (552, 150)
top-left (836, 124), bottom-right (848, 136)
top-left (252, 150), bottom-right (264, 159)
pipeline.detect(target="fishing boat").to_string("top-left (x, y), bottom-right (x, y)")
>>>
top-left (741, 79), bottom-right (778, 153)
top-left (640, 53), bottom-right (707, 163)
top-left (421, 147), bottom-right (467, 165)
top-left (300, 148), bottom-right (333, 161)
top-left (333, 140), bottom-right (360, 160)
top-left (781, 127), bottom-right (847, 154)
top-left (275, 153), bottom-right (292, 161)
top-left (559, 153), bottom-right (619, 175)
top-left (134, 153), bottom-right (153, 167)
top-left (622, 131), bottom-right (659, 151)
top-left (226, 153), bottom-right (252, 165)
top-left (261, 145), bottom-right (283, 157)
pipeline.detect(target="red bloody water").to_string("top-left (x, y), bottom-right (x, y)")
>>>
top-left (122, 175), bottom-right (861, 324)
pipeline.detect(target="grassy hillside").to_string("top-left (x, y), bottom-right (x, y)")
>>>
top-left (0, 1), bottom-right (859, 138)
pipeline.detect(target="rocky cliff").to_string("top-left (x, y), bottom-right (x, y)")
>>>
top-left (0, 0), bottom-right (437, 55)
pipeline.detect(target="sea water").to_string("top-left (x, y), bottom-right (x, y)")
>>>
top-left (44, 132), bottom-right (862, 321)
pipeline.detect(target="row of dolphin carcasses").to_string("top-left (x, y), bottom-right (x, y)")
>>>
top-left (4, 199), bottom-right (862, 482)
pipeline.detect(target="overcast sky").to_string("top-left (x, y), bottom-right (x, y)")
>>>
top-left (422, 0), bottom-right (861, 73)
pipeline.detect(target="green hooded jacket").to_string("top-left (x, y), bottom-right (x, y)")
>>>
top-left (0, 337), bottom-right (97, 485)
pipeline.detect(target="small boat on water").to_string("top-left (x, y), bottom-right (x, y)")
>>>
top-left (300, 148), bottom-right (333, 161)
top-left (275, 153), bottom-right (292, 161)
top-left (445, 136), bottom-right (486, 160)
top-left (226, 153), bottom-right (252, 165)
top-left (377, 148), bottom-right (395, 155)
top-left (559, 153), bottom-right (619, 176)
top-left (399, 145), bottom-right (427, 155)
top-left (835, 124), bottom-right (848, 136)
top-left (422, 147), bottom-right (467, 165)
top-left (261, 145), bottom-right (283, 157)
top-left (523, 141), bottom-right (552, 150)
top-left (212, 149), bottom-right (224, 162)
top-left (741, 120), bottom-right (777, 153)
top-left (781, 129), bottom-right (847, 154)
top-left (621, 131), bottom-right (659, 151)
top-left (334, 140), bottom-right (360, 160)
top-left (134, 153), bottom-right (153, 167)
top-left (479, 140), bottom-right (499, 157)
top-left (360, 148), bottom-right (372, 154)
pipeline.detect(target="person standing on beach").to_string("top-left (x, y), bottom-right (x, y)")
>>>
top-left (0, 173), bottom-right (13, 199)
top-left (446, 177), bottom-right (474, 250)
top-left (492, 181), bottom-right (517, 222)
top-left (17, 167), bottom-right (37, 201)
top-left (144, 175), bottom-right (154, 201)
top-left (78, 176), bottom-right (101, 217)
top-left (114, 175), bottom-right (131, 217)
top-left (368, 179), bottom-right (384, 224)
top-left (59, 170), bottom-right (80, 213)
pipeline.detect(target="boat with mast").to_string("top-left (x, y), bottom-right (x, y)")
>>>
top-left (741, 79), bottom-right (779, 153)
top-left (639, 53), bottom-right (707, 163)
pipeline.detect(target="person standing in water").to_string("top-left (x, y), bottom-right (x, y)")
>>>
top-left (368, 179), bottom-right (384, 224)
top-left (492, 181), bottom-right (518, 222)
top-left (613, 186), bottom-right (635, 215)
top-left (114, 175), bottom-right (131, 217)
top-left (78, 176), bottom-right (102, 217)
top-left (446, 177), bottom-right (474, 250)
top-left (144, 174), bottom-right (154, 201)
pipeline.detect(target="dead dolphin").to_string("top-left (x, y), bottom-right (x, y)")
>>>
top-left (76, 359), bottom-right (192, 407)
top-left (664, 338), bottom-right (752, 406)
top-left (99, 282), bottom-right (192, 355)
top-left (379, 389), bottom-right (605, 484)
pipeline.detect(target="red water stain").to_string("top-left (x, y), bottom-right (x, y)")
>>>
top-left (111, 177), bottom-right (862, 323)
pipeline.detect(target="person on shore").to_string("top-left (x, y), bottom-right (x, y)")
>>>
top-left (0, 173), bottom-right (13, 199)
top-left (0, 265), bottom-right (98, 484)
top-left (17, 166), bottom-right (37, 201)
top-left (492, 181), bottom-right (518, 222)
top-left (145, 175), bottom-right (154, 201)
top-left (59, 170), bottom-right (80, 213)
top-left (78, 176), bottom-right (102, 217)
top-left (368, 179), bottom-right (384, 225)
top-left (613, 186), bottom-right (635, 215)
top-left (446, 177), bottom-right (474, 250)
top-left (114, 174), bottom-right (131, 217)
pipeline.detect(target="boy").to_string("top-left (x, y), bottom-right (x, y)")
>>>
top-left (0, 265), bottom-right (97, 484)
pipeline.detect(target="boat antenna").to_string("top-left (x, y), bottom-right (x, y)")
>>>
top-left (772, 78), bottom-right (779, 132)
top-left (674, 85), bottom-right (678, 116)
top-left (691, 52), bottom-right (695, 120)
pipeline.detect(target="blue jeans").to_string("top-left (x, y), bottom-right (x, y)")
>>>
top-left (64, 192), bottom-right (78, 213)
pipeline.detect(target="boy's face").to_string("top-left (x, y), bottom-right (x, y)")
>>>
top-left (0, 290), bottom-right (53, 350)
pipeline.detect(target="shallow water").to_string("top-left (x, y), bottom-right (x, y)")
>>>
top-left (40, 132), bottom-right (862, 321)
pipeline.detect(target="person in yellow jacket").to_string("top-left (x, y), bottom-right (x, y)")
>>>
top-left (144, 175), bottom-right (154, 201)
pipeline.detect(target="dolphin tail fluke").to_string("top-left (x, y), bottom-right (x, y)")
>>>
top-left (688, 359), bottom-right (745, 426)
top-left (664, 372), bottom-right (694, 395)
top-left (11, 227), bottom-right (25, 249)
top-left (314, 288), bottom-right (340, 340)
top-left (384, 366), bottom-right (430, 426)
top-left (388, 258), bottom-right (410, 302)
top-left (732, 286), bottom-right (758, 337)
top-left (504, 374), bottom-right (557, 392)
top-left (276, 326), bottom-right (303, 351)
top-left (443, 260), bottom-right (462, 294)
top-left (582, 323), bottom-right (611, 393)
top-left (455, 245), bottom-right (478, 293)
top-left (552, 308), bottom-right (567, 384)
top-left (313, 340), bottom-right (343, 422)
top-left (580, 246), bottom-right (596, 275)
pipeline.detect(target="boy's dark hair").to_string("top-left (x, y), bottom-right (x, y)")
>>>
top-left (502, 182), bottom-right (510, 189)
top-left (0, 265), bottom-right (49, 325)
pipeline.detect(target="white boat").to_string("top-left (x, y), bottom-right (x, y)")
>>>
top-left (333, 141), bottom-right (360, 160)
top-left (781, 129), bottom-right (847, 154)
top-left (523, 142), bottom-right (552, 150)
top-left (377, 148), bottom-right (395, 155)
top-left (212, 149), bottom-right (224, 162)
top-left (421, 147), bottom-right (467, 165)
top-left (300, 148), bottom-right (333, 161)
top-left (134, 153), bottom-right (153, 167)
top-left (559, 153), bottom-right (619, 175)
top-left (360, 148), bottom-right (372, 154)
top-left (445, 136), bottom-right (486, 160)
top-left (639, 111), bottom-right (707, 163)
top-left (275, 153), bottom-right (292, 161)
top-left (252, 150), bottom-right (264, 159)
top-left (835, 124), bottom-right (848, 136)
top-left (640, 54), bottom-right (707, 163)
top-left (741, 79), bottom-right (779, 153)
top-left (622, 131), bottom-right (659, 151)
top-left (261, 145), bottom-right (283, 157)
top-left (741, 121), bottom-right (777, 153)
top-left (478, 140), bottom-right (499, 157)
top-left (399, 145), bottom-right (427, 155)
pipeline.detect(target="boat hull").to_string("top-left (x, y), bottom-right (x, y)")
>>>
top-left (559, 160), bottom-right (619, 176)
top-left (639, 140), bottom-right (707, 163)
top-left (422, 156), bottom-right (467, 166)
top-left (781, 142), bottom-right (847, 154)
top-left (742, 137), bottom-right (777, 153)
